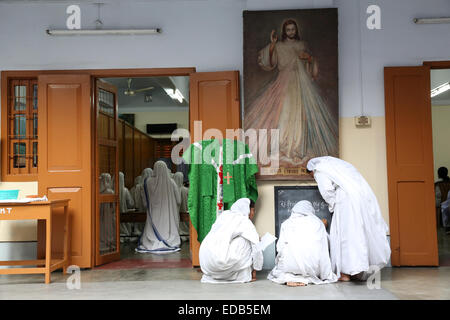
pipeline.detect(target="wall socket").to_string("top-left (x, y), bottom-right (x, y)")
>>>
top-left (354, 115), bottom-right (371, 128)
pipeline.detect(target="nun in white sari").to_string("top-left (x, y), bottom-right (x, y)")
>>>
top-left (307, 156), bottom-right (391, 281)
top-left (136, 161), bottom-right (181, 254)
top-left (268, 200), bottom-right (338, 286)
top-left (199, 198), bottom-right (263, 284)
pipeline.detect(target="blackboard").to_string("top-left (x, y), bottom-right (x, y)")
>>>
top-left (274, 186), bottom-right (332, 239)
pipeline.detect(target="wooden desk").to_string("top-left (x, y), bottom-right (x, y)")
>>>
top-left (0, 199), bottom-right (70, 284)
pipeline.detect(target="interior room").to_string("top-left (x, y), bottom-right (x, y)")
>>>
top-left (0, 0), bottom-right (449, 302)
top-left (95, 75), bottom-right (191, 269)
top-left (431, 69), bottom-right (450, 266)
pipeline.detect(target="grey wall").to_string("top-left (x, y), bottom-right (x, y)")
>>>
top-left (1, 0), bottom-right (449, 118)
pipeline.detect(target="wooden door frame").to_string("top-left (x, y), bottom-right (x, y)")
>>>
top-left (386, 60), bottom-right (450, 266)
top-left (1, 67), bottom-right (195, 268)
top-left (90, 68), bottom-right (195, 265)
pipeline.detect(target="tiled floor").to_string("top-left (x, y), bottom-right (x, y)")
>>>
top-left (0, 240), bottom-right (449, 300)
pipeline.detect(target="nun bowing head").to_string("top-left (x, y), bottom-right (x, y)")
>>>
top-left (230, 198), bottom-right (251, 216)
top-left (291, 200), bottom-right (315, 217)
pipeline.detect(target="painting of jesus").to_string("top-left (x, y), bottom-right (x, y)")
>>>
top-left (243, 9), bottom-right (339, 180)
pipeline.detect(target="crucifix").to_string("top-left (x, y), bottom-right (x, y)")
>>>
top-left (224, 172), bottom-right (233, 185)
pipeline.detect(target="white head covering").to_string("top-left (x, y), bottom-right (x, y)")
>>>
top-left (229, 198), bottom-right (250, 216)
top-left (99, 173), bottom-right (114, 194)
top-left (141, 168), bottom-right (153, 182)
top-left (134, 175), bottom-right (143, 187)
top-left (173, 172), bottom-right (184, 190)
top-left (291, 200), bottom-right (316, 218)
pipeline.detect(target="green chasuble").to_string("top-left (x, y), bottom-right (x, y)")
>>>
top-left (183, 139), bottom-right (258, 242)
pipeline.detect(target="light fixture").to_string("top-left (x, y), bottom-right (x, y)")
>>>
top-left (46, 28), bottom-right (161, 36)
top-left (164, 88), bottom-right (184, 103)
top-left (431, 82), bottom-right (450, 98)
top-left (413, 17), bottom-right (450, 24)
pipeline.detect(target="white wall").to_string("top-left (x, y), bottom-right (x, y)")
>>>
top-left (1, 0), bottom-right (450, 258)
top-left (432, 105), bottom-right (450, 181)
top-left (132, 109), bottom-right (189, 139)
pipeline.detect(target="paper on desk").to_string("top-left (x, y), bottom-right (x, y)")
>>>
top-left (256, 232), bottom-right (277, 251)
top-left (0, 195), bottom-right (48, 203)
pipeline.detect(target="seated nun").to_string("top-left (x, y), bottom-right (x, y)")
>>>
top-left (136, 161), bottom-right (181, 254)
top-left (173, 172), bottom-right (190, 242)
top-left (119, 172), bottom-right (135, 240)
top-left (199, 198), bottom-right (263, 284)
top-left (268, 200), bottom-right (338, 286)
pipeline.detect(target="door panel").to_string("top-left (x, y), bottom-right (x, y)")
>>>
top-left (95, 80), bottom-right (120, 266)
top-left (188, 71), bottom-right (241, 266)
top-left (37, 74), bottom-right (92, 268)
top-left (384, 66), bottom-right (439, 266)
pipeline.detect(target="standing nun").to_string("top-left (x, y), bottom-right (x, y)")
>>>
top-left (307, 156), bottom-right (391, 281)
top-left (268, 200), bottom-right (338, 286)
top-left (136, 161), bottom-right (181, 253)
top-left (199, 198), bottom-right (263, 283)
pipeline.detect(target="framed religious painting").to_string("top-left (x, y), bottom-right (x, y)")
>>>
top-left (243, 9), bottom-right (339, 180)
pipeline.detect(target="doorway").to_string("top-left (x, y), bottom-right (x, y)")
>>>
top-left (430, 68), bottom-right (450, 266)
top-left (93, 75), bottom-right (191, 268)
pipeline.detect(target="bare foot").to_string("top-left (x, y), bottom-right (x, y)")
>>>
top-left (338, 273), bottom-right (351, 282)
top-left (251, 270), bottom-right (257, 282)
top-left (286, 282), bottom-right (306, 287)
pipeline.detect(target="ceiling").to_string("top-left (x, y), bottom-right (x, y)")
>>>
top-left (102, 76), bottom-right (189, 112)
top-left (431, 69), bottom-right (450, 106)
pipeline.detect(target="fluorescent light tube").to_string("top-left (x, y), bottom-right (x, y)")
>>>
top-left (414, 17), bottom-right (450, 24)
top-left (46, 28), bottom-right (161, 36)
top-left (431, 82), bottom-right (450, 97)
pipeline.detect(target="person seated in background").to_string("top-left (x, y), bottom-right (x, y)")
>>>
top-left (268, 200), bottom-right (338, 287)
top-left (441, 190), bottom-right (450, 235)
top-left (435, 167), bottom-right (450, 228)
top-left (136, 161), bottom-right (181, 254)
top-left (199, 198), bottom-right (263, 283)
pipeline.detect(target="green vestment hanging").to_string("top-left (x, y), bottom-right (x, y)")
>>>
top-left (183, 139), bottom-right (258, 242)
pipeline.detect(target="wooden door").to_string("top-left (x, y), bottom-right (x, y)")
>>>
top-left (37, 75), bottom-right (92, 268)
top-left (188, 71), bottom-right (241, 266)
top-left (385, 66), bottom-right (439, 266)
top-left (95, 80), bottom-right (120, 266)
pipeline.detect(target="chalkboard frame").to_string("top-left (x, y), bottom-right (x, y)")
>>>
top-left (274, 185), bottom-right (331, 240)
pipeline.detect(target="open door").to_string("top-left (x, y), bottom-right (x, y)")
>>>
top-left (384, 66), bottom-right (439, 266)
top-left (188, 71), bottom-right (241, 266)
top-left (37, 74), bottom-right (93, 268)
top-left (95, 80), bottom-right (120, 266)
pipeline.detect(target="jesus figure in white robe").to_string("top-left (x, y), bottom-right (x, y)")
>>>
top-left (199, 198), bottom-right (263, 284)
top-left (268, 200), bottom-right (338, 286)
top-left (245, 19), bottom-right (338, 166)
top-left (307, 156), bottom-right (391, 281)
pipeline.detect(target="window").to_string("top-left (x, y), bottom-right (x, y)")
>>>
top-left (6, 79), bottom-right (38, 176)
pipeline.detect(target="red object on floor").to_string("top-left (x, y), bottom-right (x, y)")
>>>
top-left (95, 258), bottom-right (192, 270)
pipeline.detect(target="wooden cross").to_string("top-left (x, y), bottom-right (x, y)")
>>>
top-left (224, 172), bottom-right (233, 185)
